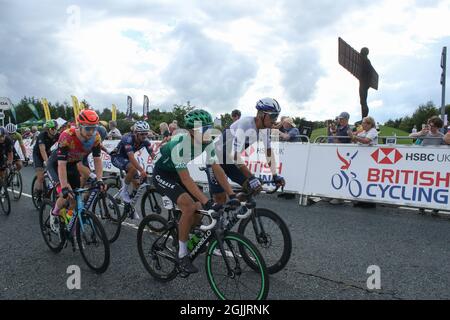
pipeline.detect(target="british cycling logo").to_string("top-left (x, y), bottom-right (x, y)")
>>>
top-left (331, 149), bottom-right (362, 197)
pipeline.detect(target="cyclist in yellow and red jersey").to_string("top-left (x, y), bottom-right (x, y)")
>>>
top-left (47, 109), bottom-right (105, 221)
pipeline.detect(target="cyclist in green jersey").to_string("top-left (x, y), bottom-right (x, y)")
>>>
top-left (152, 109), bottom-right (237, 274)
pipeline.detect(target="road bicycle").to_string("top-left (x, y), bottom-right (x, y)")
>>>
top-left (39, 185), bottom-right (111, 274)
top-left (137, 197), bottom-right (269, 300)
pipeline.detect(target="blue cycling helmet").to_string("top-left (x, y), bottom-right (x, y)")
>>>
top-left (0, 127), bottom-right (6, 137)
top-left (255, 98), bottom-right (281, 114)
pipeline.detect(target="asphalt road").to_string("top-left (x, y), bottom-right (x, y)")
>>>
top-left (0, 167), bottom-right (449, 300)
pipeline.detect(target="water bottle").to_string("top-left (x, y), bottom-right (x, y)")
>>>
top-left (65, 209), bottom-right (74, 225)
top-left (46, 178), bottom-right (53, 190)
top-left (187, 234), bottom-right (200, 252)
top-left (60, 207), bottom-right (67, 222)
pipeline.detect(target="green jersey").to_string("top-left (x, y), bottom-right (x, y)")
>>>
top-left (154, 133), bottom-right (217, 173)
top-left (9, 132), bottom-right (24, 144)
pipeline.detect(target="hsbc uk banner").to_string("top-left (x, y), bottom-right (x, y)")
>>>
top-left (187, 141), bottom-right (310, 193)
top-left (303, 144), bottom-right (450, 210)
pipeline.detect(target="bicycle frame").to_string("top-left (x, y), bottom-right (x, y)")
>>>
top-left (65, 187), bottom-right (97, 236)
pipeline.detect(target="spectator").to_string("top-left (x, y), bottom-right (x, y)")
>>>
top-left (231, 109), bottom-right (241, 123)
top-left (331, 112), bottom-right (352, 143)
top-left (58, 121), bottom-right (69, 133)
top-left (443, 130), bottom-right (450, 145)
top-left (273, 116), bottom-right (289, 133)
top-left (159, 122), bottom-right (171, 142)
top-left (329, 112), bottom-right (352, 205)
top-left (326, 118), bottom-right (338, 143)
top-left (31, 126), bottom-right (40, 146)
top-left (169, 122), bottom-right (177, 135)
top-left (107, 120), bottom-right (122, 140)
top-left (409, 116), bottom-right (445, 146)
top-left (22, 127), bottom-right (32, 139)
top-left (349, 116), bottom-right (378, 145)
top-left (279, 117), bottom-right (300, 142)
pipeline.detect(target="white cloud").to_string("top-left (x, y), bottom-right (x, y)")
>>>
top-left (160, 22), bottom-right (258, 114)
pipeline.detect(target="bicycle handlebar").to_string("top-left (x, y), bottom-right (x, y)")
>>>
top-left (198, 209), bottom-right (218, 231)
top-left (236, 206), bottom-right (252, 219)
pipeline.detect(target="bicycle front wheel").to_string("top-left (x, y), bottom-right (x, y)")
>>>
top-left (92, 192), bottom-right (123, 243)
top-left (0, 184), bottom-right (11, 215)
top-left (76, 211), bottom-right (110, 274)
top-left (238, 208), bottom-right (292, 274)
top-left (140, 189), bottom-right (168, 220)
top-left (205, 231), bottom-right (269, 300)
top-left (31, 175), bottom-right (42, 210)
top-left (9, 172), bottom-right (22, 200)
top-left (137, 214), bottom-right (178, 282)
top-left (39, 200), bottom-right (65, 253)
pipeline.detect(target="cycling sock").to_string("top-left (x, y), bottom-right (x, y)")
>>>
top-left (178, 241), bottom-right (188, 258)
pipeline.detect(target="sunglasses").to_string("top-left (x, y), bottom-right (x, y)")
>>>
top-left (264, 112), bottom-right (279, 121)
top-left (137, 132), bottom-right (149, 137)
top-left (81, 125), bottom-right (98, 132)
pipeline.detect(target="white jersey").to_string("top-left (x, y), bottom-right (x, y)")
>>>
top-left (215, 116), bottom-right (271, 163)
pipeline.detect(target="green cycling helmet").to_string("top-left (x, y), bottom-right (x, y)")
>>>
top-left (45, 120), bottom-right (57, 129)
top-left (184, 109), bottom-right (213, 129)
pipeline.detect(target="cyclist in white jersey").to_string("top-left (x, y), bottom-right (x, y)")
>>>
top-left (205, 98), bottom-right (286, 204)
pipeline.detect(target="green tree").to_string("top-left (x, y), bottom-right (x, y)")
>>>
top-left (220, 113), bottom-right (233, 129)
top-left (411, 101), bottom-right (439, 130)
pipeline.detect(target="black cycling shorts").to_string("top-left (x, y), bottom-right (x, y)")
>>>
top-left (205, 164), bottom-right (247, 195)
top-left (47, 152), bottom-right (81, 191)
top-left (13, 149), bottom-right (21, 162)
top-left (33, 151), bottom-right (45, 169)
top-left (152, 166), bottom-right (198, 204)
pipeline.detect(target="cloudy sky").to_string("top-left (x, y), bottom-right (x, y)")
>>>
top-left (1, 0), bottom-right (450, 123)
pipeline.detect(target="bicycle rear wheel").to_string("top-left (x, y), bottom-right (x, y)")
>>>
top-left (39, 200), bottom-right (65, 253)
top-left (92, 192), bottom-right (123, 243)
top-left (76, 211), bottom-right (110, 274)
top-left (238, 208), bottom-right (292, 274)
top-left (205, 231), bottom-right (269, 300)
top-left (137, 214), bottom-right (178, 282)
top-left (0, 184), bottom-right (11, 215)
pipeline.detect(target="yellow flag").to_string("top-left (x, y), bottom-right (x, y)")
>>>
top-left (112, 104), bottom-right (117, 121)
top-left (71, 96), bottom-right (80, 124)
top-left (41, 98), bottom-right (51, 121)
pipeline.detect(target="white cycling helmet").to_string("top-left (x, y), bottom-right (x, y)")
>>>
top-left (134, 121), bottom-right (150, 133)
top-left (255, 98), bottom-right (281, 114)
top-left (5, 123), bottom-right (17, 134)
